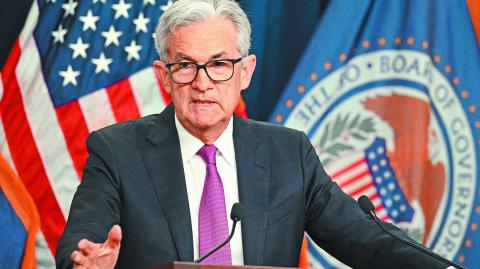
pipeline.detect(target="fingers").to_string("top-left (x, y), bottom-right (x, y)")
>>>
top-left (77, 239), bottom-right (97, 256)
top-left (70, 225), bottom-right (122, 267)
top-left (106, 224), bottom-right (122, 249)
top-left (71, 250), bottom-right (84, 266)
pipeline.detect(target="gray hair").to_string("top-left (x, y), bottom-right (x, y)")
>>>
top-left (154, 0), bottom-right (251, 61)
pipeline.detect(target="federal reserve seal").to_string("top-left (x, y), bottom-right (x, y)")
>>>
top-left (272, 49), bottom-right (479, 268)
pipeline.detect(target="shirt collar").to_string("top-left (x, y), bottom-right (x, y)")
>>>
top-left (175, 114), bottom-right (235, 167)
top-left (213, 117), bottom-right (235, 168)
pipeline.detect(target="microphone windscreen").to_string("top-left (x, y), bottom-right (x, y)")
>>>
top-left (358, 195), bottom-right (374, 214)
top-left (230, 203), bottom-right (243, 221)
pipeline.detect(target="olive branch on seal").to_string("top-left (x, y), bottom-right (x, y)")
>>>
top-left (315, 113), bottom-right (376, 166)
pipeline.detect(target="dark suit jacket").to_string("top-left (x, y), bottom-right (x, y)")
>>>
top-left (56, 105), bottom-right (446, 269)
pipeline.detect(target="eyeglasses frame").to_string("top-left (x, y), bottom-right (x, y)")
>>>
top-left (165, 57), bottom-right (243, 84)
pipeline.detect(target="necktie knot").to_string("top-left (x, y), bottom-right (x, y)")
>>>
top-left (198, 144), bottom-right (217, 165)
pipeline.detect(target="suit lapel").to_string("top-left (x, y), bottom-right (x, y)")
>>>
top-left (142, 105), bottom-right (194, 262)
top-left (234, 116), bottom-right (270, 265)
top-left (141, 108), bottom-right (270, 264)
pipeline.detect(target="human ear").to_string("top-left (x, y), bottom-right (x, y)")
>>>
top-left (240, 54), bottom-right (256, 90)
top-left (153, 60), bottom-right (172, 93)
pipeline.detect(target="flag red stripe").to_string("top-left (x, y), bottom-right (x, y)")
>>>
top-left (330, 157), bottom-right (365, 178)
top-left (55, 100), bottom-right (90, 179)
top-left (106, 78), bottom-right (141, 122)
top-left (338, 170), bottom-right (370, 188)
top-left (374, 203), bottom-right (384, 212)
top-left (0, 39), bottom-right (66, 254)
top-left (369, 192), bottom-right (379, 201)
top-left (349, 181), bottom-right (375, 197)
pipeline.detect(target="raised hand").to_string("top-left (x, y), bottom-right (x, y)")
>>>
top-left (70, 225), bottom-right (122, 269)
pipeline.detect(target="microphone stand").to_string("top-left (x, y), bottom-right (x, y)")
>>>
top-left (358, 195), bottom-right (466, 269)
top-left (194, 203), bottom-right (243, 263)
top-left (194, 219), bottom-right (239, 263)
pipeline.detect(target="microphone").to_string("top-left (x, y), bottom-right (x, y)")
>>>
top-left (357, 195), bottom-right (465, 269)
top-left (194, 203), bottom-right (243, 263)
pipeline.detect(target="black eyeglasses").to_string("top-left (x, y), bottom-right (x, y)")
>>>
top-left (165, 58), bottom-right (243, 84)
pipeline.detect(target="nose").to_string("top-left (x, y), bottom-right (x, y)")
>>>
top-left (192, 67), bottom-right (214, 91)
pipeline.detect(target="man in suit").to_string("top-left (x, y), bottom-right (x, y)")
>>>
top-left (56, 0), bottom-right (448, 268)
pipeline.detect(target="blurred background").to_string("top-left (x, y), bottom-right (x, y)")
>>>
top-left (1, 0), bottom-right (479, 268)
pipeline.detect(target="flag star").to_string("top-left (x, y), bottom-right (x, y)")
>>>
top-left (133, 13), bottom-right (151, 33)
top-left (160, 0), bottom-right (174, 11)
top-left (62, 0), bottom-right (78, 17)
top-left (101, 25), bottom-right (122, 47)
top-left (79, 10), bottom-right (99, 31)
top-left (52, 24), bottom-right (68, 44)
top-left (69, 38), bottom-right (90, 59)
top-left (92, 53), bottom-right (113, 74)
top-left (59, 65), bottom-right (80, 86)
top-left (391, 210), bottom-right (398, 217)
top-left (144, 0), bottom-right (155, 5)
top-left (93, 0), bottom-right (106, 3)
top-left (124, 40), bottom-right (142, 61)
top-left (112, 0), bottom-right (132, 19)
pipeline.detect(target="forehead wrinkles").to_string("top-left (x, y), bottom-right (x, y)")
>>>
top-left (173, 51), bottom-right (231, 62)
top-left (166, 18), bottom-right (239, 61)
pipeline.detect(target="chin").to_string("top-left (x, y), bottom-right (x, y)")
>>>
top-left (192, 119), bottom-right (218, 129)
top-left (192, 114), bottom-right (227, 129)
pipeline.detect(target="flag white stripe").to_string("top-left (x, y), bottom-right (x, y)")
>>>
top-left (371, 197), bottom-right (383, 207)
top-left (16, 29), bottom-right (80, 218)
top-left (349, 190), bottom-right (374, 201)
top-left (0, 121), bottom-right (16, 170)
top-left (19, 0), bottom-right (39, 46)
top-left (129, 67), bottom-right (166, 117)
top-left (14, 0), bottom-right (64, 262)
top-left (324, 151), bottom-right (363, 176)
top-left (308, 257), bottom-right (330, 269)
top-left (342, 175), bottom-right (372, 194)
top-left (329, 157), bottom-right (391, 222)
top-left (362, 187), bottom-right (378, 199)
top-left (8, 0), bottom-right (173, 263)
top-left (79, 89), bottom-right (116, 132)
top-left (332, 163), bottom-right (370, 186)
top-left (349, 188), bottom-right (377, 201)
top-left (377, 209), bottom-right (389, 219)
top-left (35, 231), bottom-right (56, 269)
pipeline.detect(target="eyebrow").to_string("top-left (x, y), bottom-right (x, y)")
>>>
top-left (173, 51), bottom-right (228, 62)
top-left (210, 52), bottom-right (227, 59)
top-left (174, 53), bottom-right (194, 61)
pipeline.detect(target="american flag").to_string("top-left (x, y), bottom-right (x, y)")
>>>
top-left (326, 137), bottom-right (414, 223)
top-left (0, 0), bottom-right (188, 266)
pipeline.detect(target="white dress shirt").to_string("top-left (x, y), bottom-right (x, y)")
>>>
top-left (175, 115), bottom-right (244, 265)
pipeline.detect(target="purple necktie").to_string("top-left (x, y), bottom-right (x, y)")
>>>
top-left (197, 145), bottom-right (232, 264)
